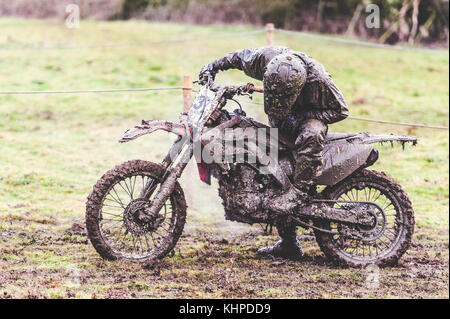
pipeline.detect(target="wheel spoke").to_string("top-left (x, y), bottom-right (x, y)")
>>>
top-left (105, 195), bottom-right (125, 209)
top-left (131, 176), bottom-right (137, 199)
top-left (102, 220), bottom-right (123, 233)
top-left (102, 211), bottom-right (122, 218)
top-left (111, 188), bottom-right (126, 208)
top-left (118, 181), bottom-right (132, 199)
top-left (124, 178), bottom-right (134, 200)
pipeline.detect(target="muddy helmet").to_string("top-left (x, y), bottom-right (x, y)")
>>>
top-left (263, 53), bottom-right (307, 120)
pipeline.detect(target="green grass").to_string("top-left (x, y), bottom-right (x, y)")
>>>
top-left (0, 18), bottom-right (448, 299)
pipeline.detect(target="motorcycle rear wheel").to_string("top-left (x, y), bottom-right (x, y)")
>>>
top-left (86, 160), bottom-right (186, 262)
top-left (314, 169), bottom-right (414, 267)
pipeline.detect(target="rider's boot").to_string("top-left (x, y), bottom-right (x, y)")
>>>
top-left (267, 152), bottom-right (322, 215)
top-left (267, 184), bottom-right (310, 215)
top-left (257, 222), bottom-right (304, 260)
top-left (261, 160), bottom-right (320, 260)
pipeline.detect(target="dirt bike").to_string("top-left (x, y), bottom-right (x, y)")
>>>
top-left (86, 80), bottom-right (417, 267)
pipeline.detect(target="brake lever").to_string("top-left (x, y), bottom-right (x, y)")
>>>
top-left (234, 83), bottom-right (256, 99)
top-left (239, 92), bottom-right (253, 99)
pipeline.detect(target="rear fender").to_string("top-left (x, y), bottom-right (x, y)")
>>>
top-left (119, 120), bottom-right (186, 143)
top-left (317, 132), bottom-right (417, 186)
top-left (316, 142), bottom-right (374, 186)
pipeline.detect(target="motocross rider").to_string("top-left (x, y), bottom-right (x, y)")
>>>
top-left (198, 46), bottom-right (349, 259)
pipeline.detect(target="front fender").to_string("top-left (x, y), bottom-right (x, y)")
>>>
top-left (119, 120), bottom-right (186, 143)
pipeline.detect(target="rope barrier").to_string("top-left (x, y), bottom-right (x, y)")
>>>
top-left (240, 100), bottom-right (449, 130)
top-left (275, 28), bottom-right (449, 54)
top-left (0, 29), bottom-right (265, 51)
top-left (0, 86), bottom-right (446, 130)
top-left (0, 88), bottom-right (447, 129)
top-left (0, 87), bottom-right (193, 95)
top-left (0, 24), bottom-right (446, 53)
top-left (346, 116), bottom-right (449, 130)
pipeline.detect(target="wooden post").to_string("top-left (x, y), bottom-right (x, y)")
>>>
top-left (183, 75), bottom-right (193, 113)
top-left (266, 23), bottom-right (275, 46)
top-left (182, 75), bottom-right (195, 208)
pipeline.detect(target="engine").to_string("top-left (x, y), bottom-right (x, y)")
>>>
top-left (209, 108), bottom-right (293, 225)
top-left (215, 162), bottom-right (286, 225)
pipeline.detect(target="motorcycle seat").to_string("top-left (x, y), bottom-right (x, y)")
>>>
top-left (278, 132), bottom-right (360, 151)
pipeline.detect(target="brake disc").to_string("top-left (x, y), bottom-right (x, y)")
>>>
top-left (123, 198), bottom-right (165, 236)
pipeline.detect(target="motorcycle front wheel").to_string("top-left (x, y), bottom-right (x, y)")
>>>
top-left (86, 160), bottom-right (187, 262)
top-left (314, 169), bottom-right (414, 267)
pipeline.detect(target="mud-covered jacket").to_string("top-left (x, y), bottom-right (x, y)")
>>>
top-left (210, 46), bottom-right (349, 124)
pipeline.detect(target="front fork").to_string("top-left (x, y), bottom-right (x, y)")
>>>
top-left (139, 138), bottom-right (184, 199)
top-left (140, 138), bottom-right (194, 217)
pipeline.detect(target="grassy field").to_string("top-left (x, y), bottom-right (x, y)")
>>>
top-left (0, 18), bottom-right (448, 299)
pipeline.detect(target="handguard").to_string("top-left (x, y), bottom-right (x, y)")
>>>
top-left (119, 120), bottom-right (186, 143)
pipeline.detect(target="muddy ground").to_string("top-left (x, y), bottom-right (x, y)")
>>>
top-left (0, 214), bottom-right (447, 299)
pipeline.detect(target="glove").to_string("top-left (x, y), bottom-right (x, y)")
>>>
top-left (198, 63), bottom-right (217, 85)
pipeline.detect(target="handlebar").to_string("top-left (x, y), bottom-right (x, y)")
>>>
top-left (210, 82), bottom-right (263, 95)
top-left (194, 80), bottom-right (263, 96)
top-left (195, 71), bottom-right (264, 96)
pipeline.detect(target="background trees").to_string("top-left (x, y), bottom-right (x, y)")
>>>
top-left (0, 0), bottom-right (448, 45)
